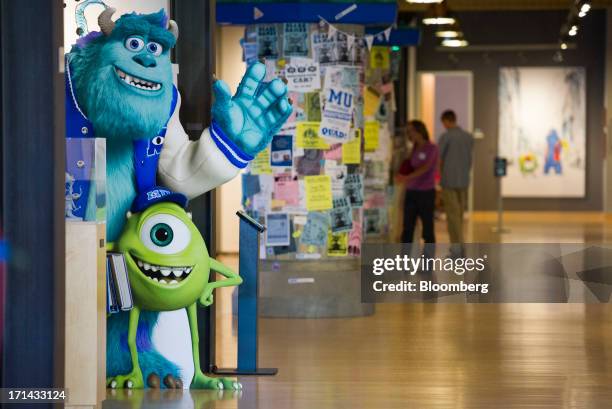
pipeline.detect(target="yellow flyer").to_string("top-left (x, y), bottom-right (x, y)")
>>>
top-left (250, 147), bottom-right (272, 174)
top-left (364, 121), bottom-right (380, 152)
top-left (363, 86), bottom-right (380, 117)
top-left (327, 231), bottom-right (348, 256)
top-left (296, 121), bottom-right (330, 149)
top-left (370, 46), bottom-right (390, 69)
top-left (342, 132), bottom-right (361, 164)
top-left (304, 175), bottom-right (333, 211)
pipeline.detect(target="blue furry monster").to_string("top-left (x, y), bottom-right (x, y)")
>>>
top-left (66, 8), bottom-right (291, 390)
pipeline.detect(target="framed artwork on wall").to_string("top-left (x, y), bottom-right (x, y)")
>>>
top-left (498, 67), bottom-right (586, 198)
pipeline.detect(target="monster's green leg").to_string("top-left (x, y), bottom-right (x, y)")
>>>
top-left (107, 306), bottom-right (144, 389)
top-left (187, 303), bottom-right (241, 390)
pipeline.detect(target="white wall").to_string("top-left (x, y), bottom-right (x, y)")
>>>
top-left (64, 0), bottom-right (170, 50)
top-left (215, 25), bottom-right (246, 253)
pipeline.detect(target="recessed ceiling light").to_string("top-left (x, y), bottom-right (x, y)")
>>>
top-left (568, 25), bottom-right (578, 36)
top-left (423, 16), bottom-right (456, 25)
top-left (578, 1), bottom-right (591, 17)
top-left (436, 29), bottom-right (461, 38)
top-left (422, 3), bottom-right (456, 26)
top-left (442, 38), bottom-right (468, 47)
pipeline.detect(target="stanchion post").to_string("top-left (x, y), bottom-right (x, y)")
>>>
top-left (492, 156), bottom-right (510, 234)
top-left (213, 211), bottom-right (278, 376)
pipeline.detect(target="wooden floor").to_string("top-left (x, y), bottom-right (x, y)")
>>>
top-left (105, 212), bottom-right (612, 409)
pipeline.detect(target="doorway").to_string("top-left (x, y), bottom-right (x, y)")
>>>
top-left (416, 71), bottom-right (474, 214)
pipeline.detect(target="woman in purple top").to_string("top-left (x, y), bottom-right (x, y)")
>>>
top-left (395, 120), bottom-right (439, 252)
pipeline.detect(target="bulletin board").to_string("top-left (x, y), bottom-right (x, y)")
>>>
top-left (240, 22), bottom-right (397, 260)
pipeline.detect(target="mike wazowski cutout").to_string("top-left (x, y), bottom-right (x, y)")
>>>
top-left (108, 196), bottom-right (242, 390)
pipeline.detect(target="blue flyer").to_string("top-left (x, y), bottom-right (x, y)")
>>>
top-left (271, 134), bottom-right (293, 167)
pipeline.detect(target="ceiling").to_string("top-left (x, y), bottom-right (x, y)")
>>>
top-left (399, 0), bottom-right (612, 12)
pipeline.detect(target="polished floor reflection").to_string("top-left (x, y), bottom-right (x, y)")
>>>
top-left (105, 212), bottom-right (612, 408)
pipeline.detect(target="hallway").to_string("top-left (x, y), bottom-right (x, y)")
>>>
top-left (105, 212), bottom-right (612, 408)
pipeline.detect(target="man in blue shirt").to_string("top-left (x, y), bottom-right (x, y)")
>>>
top-left (438, 110), bottom-right (474, 256)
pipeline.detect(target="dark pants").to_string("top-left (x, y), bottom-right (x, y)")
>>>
top-left (402, 189), bottom-right (436, 246)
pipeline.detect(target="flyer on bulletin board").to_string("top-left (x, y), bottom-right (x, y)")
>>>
top-left (364, 121), bottom-right (380, 152)
top-left (266, 212), bottom-right (291, 246)
top-left (271, 134), bottom-right (293, 167)
top-left (327, 231), bottom-right (348, 256)
top-left (285, 57), bottom-right (321, 92)
top-left (296, 122), bottom-right (330, 149)
top-left (342, 132), bottom-right (361, 164)
top-left (319, 86), bottom-right (354, 144)
top-left (369, 46), bottom-right (390, 69)
top-left (251, 147), bottom-right (273, 174)
top-left (364, 86), bottom-right (381, 117)
top-left (304, 175), bottom-right (333, 211)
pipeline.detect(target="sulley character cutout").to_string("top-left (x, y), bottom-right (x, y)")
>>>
top-left (66, 8), bottom-right (291, 389)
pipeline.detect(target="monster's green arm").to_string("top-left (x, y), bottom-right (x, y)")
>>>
top-left (198, 258), bottom-right (242, 306)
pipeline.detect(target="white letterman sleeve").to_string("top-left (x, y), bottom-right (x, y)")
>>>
top-left (158, 91), bottom-right (254, 199)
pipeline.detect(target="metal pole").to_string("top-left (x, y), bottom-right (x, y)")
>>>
top-left (214, 212), bottom-right (277, 376)
top-left (492, 172), bottom-right (510, 234)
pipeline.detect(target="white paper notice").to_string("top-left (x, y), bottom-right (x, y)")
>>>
top-left (319, 86), bottom-right (354, 143)
top-left (285, 57), bottom-right (321, 92)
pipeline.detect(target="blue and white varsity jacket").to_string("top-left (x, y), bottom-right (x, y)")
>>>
top-left (65, 62), bottom-right (253, 206)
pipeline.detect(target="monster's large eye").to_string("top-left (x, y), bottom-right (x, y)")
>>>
top-left (140, 213), bottom-right (191, 255)
top-left (146, 41), bottom-right (163, 56)
top-left (125, 36), bottom-right (145, 52)
top-left (150, 223), bottom-right (173, 246)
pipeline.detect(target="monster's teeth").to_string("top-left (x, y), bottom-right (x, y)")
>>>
top-left (143, 262), bottom-right (151, 270)
top-left (125, 74), bottom-right (132, 83)
top-left (169, 280), bottom-right (178, 285)
top-left (151, 265), bottom-right (159, 272)
top-left (185, 267), bottom-right (192, 275)
top-left (172, 269), bottom-right (184, 278)
top-left (152, 277), bottom-right (159, 282)
top-left (160, 268), bottom-right (172, 277)
top-left (137, 260), bottom-right (143, 268)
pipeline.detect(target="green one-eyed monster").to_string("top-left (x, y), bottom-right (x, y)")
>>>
top-left (108, 187), bottom-right (241, 390)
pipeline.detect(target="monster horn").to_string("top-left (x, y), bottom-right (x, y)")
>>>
top-left (168, 20), bottom-right (179, 40)
top-left (98, 7), bottom-right (116, 36)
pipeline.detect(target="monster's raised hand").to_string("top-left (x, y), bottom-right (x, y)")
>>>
top-left (212, 62), bottom-right (292, 156)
